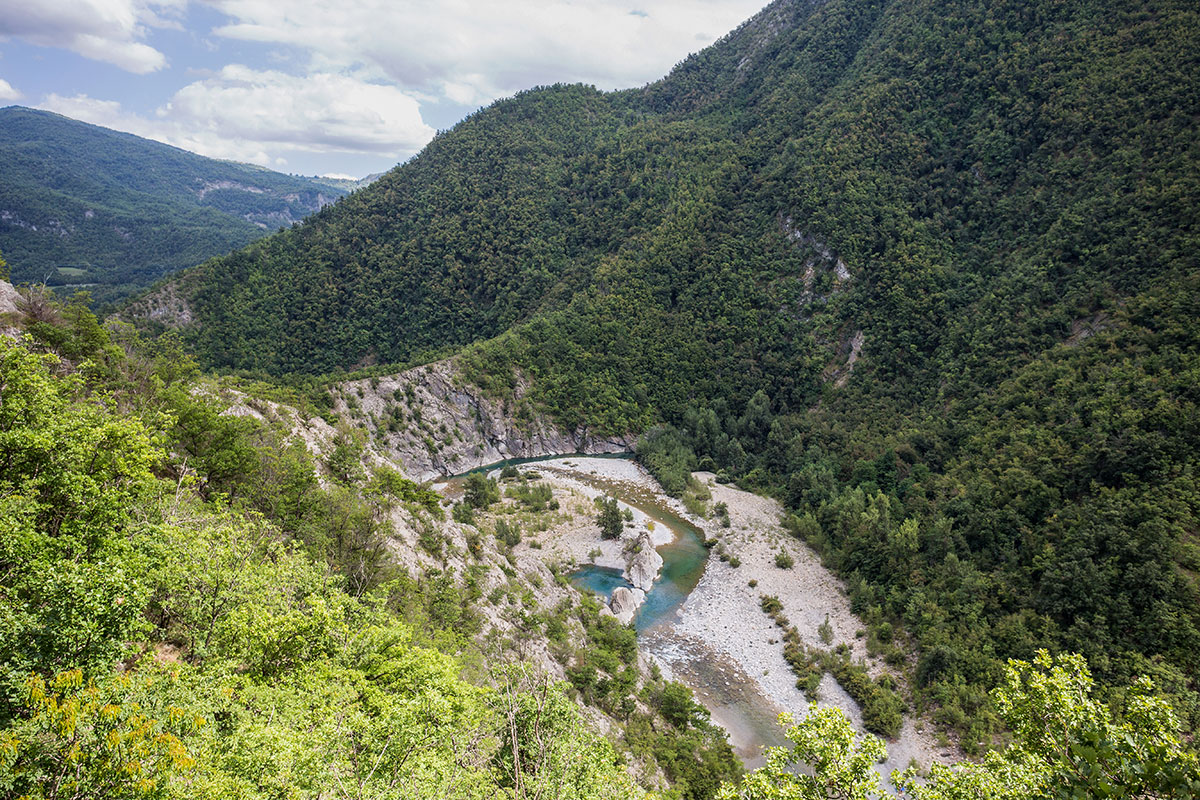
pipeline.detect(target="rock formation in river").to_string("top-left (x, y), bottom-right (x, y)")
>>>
top-left (610, 586), bottom-right (646, 626)
top-left (627, 533), bottom-right (664, 592)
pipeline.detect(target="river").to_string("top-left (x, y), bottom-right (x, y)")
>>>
top-left (440, 454), bottom-right (790, 767)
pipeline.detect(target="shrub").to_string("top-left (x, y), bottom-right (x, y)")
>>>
top-left (818, 614), bottom-right (834, 646)
top-left (494, 518), bottom-right (522, 548)
top-left (452, 502), bottom-right (475, 525)
top-left (464, 473), bottom-right (500, 508)
top-left (597, 497), bottom-right (622, 540)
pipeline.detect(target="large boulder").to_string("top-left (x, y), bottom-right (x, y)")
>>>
top-left (610, 586), bottom-right (646, 626)
top-left (0, 281), bottom-right (19, 315)
top-left (626, 534), bottom-right (663, 591)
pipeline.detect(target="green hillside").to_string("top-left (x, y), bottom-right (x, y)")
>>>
top-left (0, 106), bottom-right (348, 304)
top-left (145, 0), bottom-right (1199, 750)
top-left (8, 279), bottom-right (1199, 799)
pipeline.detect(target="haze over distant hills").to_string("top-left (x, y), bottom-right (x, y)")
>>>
top-left (0, 106), bottom-right (360, 304)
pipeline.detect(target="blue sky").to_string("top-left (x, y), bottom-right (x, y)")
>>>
top-left (0, 1), bottom-right (765, 178)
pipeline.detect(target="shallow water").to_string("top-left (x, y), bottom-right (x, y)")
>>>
top-left (442, 454), bottom-right (788, 768)
top-left (569, 565), bottom-right (629, 596)
top-left (567, 473), bottom-right (710, 631)
top-left (640, 627), bottom-right (790, 766)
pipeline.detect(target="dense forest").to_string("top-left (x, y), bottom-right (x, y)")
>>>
top-left (137, 0), bottom-right (1200, 757)
top-left (4, 278), bottom-right (1198, 798)
top-left (0, 107), bottom-right (348, 305)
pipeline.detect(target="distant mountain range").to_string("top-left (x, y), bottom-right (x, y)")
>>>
top-left (0, 106), bottom-right (365, 304)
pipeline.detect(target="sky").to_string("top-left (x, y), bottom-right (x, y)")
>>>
top-left (0, 0), bottom-right (766, 178)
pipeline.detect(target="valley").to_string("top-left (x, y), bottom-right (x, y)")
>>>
top-left (2, 0), bottom-right (1198, 796)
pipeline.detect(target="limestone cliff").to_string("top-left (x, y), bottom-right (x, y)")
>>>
top-left (333, 358), bottom-right (633, 480)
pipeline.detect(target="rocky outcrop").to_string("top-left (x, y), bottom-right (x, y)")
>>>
top-left (610, 587), bottom-right (646, 626)
top-left (123, 280), bottom-right (195, 329)
top-left (626, 534), bottom-right (664, 592)
top-left (1065, 311), bottom-right (1114, 347)
top-left (831, 330), bottom-right (864, 388)
top-left (0, 280), bottom-right (19, 316)
top-left (334, 358), bottom-right (633, 481)
top-left (780, 215), bottom-right (853, 309)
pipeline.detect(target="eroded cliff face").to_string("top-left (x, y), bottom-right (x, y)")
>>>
top-left (333, 358), bottom-right (633, 480)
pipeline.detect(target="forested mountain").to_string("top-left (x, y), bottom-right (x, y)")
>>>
top-left (141, 0), bottom-right (1198, 757)
top-left (0, 106), bottom-right (348, 304)
top-left (7, 283), bottom-right (1198, 798)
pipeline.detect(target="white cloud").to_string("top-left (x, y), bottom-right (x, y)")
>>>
top-left (41, 93), bottom-right (130, 125)
top-left (0, 0), bottom-right (184, 74)
top-left (17, 1), bottom-right (768, 173)
top-left (41, 67), bottom-right (433, 167)
top-left (204, 0), bottom-right (766, 106)
top-left (0, 78), bottom-right (21, 101)
top-left (166, 66), bottom-right (433, 155)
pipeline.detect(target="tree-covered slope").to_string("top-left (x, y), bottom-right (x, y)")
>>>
top-left (0, 296), bottom-right (749, 799)
top-left (0, 106), bottom-right (347, 304)
top-left (5, 265), bottom-right (1198, 798)
top-left (147, 0), bottom-right (1200, 748)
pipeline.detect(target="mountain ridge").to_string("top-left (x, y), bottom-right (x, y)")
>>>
top-left (0, 105), bottom-right (350, 304)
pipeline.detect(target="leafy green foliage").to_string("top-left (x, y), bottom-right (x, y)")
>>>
top-left (567, 597), bottom-right (640, 712)
top-left (2, 668), bottom-right (201, 800)
top-left (725, 653), bottom-right (1200, 799)
top-left (597, 497), bottom-right (623, 540)
top-left (896, 651), bottom-right (1200, 799)
top-left (464, 473), bottom-right (501, 509)
top-left (0, 336), bottom-right (158, 703)
top-left (495, 518), bottom-right (522, 548)
top-left (506, 481), bottom-right (555, 511)
top-left (492, 666), bottom-right (643, 799)
top-left (717, 707), bottom-right (885, 800)
top-left (637, 427), bottom-right (698, 497)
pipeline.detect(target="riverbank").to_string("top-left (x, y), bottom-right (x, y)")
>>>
top-left (499, 458), bottom-right (951, 779)
top-left (674, 473), bottom-right (952, 777)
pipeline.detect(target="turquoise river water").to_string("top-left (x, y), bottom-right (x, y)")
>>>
top-left (442, 453), bottom-right (787, 766)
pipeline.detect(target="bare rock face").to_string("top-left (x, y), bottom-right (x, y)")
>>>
top-left (332, 358), bottom-right (633, 480)
top-left (0, 280), bottom-right (19, 316)
top-left (831, 329), bottom-right (865, 388)
top-left (122, 280), bottom-right (195, 329)
top-left (626, 534), bottom-right (664, 592)
top-left (610, 587), bottom-right (646, 626)
top-left (0, 280), bottom-right (24, 338)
